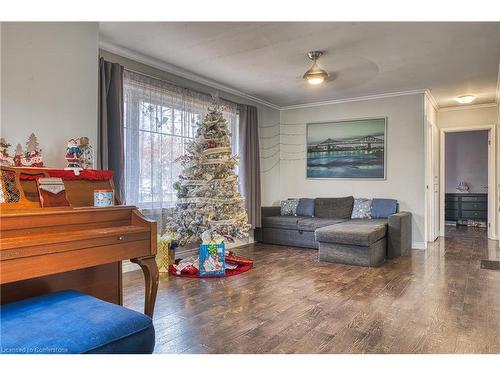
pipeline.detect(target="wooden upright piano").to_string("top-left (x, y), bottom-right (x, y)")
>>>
top-left (0, 166), bottom-right (159, 317)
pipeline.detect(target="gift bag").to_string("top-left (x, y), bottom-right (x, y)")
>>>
top-left (199, 243), bottom-right (225, 276)
top-left (156, 237), bottom-right (171, 273)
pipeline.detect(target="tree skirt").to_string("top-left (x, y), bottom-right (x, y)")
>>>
top-left (168, 251), bottom-right (253, 278)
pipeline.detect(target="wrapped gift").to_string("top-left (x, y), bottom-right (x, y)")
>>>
top-left (199, 242), bottom-right (225, 276)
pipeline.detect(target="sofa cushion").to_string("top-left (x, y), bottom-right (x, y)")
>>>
top-left (371, 198), bottom-right (398, 219)
top-left (0, 290), bottom-right (155, 354)
top-left (297, 218), bottom-right (348, 232)
top-left (315, 219), bottom-right (387, 247)
top-left (280, 199), bottom-right (299, 216)
top-left (296, 198), bottom-right (315, 217)
top-left (314, 197), bottom-right (354, 219)
top-left (262, 215), bottom-right (300, 230)
top-left (351, 198), bottom-right (372, 219)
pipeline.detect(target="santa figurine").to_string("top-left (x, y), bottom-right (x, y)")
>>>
top-left (65, 138), bottom-right (82, 169)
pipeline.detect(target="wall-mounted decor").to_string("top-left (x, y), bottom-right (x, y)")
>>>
top-left (306, 118), bottom-right (386, 179)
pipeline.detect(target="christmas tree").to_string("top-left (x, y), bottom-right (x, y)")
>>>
top-left (15, 144), bottom-right (23, 156)
top-left (26, 133), bottom-right (39, 154)
top-left (166, 104), bottom-right (251, 246)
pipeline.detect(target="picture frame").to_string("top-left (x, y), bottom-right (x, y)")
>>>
top-left (306, 117), bottom-right (387, 180)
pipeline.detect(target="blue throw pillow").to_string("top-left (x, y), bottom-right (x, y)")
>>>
top-left (296, 198), bottom-right (315, 217)
top-left (371, 198), bottom-right (398, 219)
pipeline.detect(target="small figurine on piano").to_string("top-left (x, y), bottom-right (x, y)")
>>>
top-left (65, 137), bottom-right (94, 173)
top-left (65, 138), bottom-right (82, 169)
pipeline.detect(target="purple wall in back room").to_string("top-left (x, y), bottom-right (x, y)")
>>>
top-left (445, 130), bottom-right (488, 193)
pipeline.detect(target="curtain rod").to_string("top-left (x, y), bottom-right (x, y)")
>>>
top-left (123, 67), bottom-right (242, 108)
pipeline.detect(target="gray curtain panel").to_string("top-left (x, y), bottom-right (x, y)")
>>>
top-left (98, 58), bottom-right (125, 203)
top-left (238, 105), bottom-right (261, 228)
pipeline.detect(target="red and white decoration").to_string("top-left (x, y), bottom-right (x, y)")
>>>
top-left (0, 133), bottom-right (44, 167)
top-left (169, 251), bottom-right (253, 278)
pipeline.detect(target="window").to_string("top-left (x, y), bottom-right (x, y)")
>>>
top-left (123, 70), bottom-right (239, 210)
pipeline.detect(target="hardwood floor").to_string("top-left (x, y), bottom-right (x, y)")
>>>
top-left (123, 226), bottom-right (500, 354)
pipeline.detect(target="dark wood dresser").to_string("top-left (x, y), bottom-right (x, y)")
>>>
top-left (445, 193), bottom-right (487, 223)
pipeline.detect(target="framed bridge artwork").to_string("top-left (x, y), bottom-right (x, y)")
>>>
top-left (306, 118), bottom-right (387, 179)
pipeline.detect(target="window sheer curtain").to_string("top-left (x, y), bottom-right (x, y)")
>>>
top-left (123, 70), bottom-right (238, 233)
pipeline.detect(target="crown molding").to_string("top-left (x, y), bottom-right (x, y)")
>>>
top-left (101, 39), bottom-right (497, 114)
top-left (279, 89), bottom-right (428, 111)
top-left (437, 102), bottom-right (498, 112)
top-left (99, 40), bottom-right (281, 110)
top-left (424, 89), bottom-right (439, 111)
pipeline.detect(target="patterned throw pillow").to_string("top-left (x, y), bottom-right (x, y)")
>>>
top-left (351, 198), bottom-right (372, 219)
top-left (280, 199), bottom-right (299, 216)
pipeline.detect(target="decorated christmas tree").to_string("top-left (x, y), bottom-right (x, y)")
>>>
top-left (166, 103), bottom-right (251, 246)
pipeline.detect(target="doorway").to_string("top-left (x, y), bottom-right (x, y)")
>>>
top-left (439, 126), bottom-right (496, 240)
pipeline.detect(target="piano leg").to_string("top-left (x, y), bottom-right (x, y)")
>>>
top-left (131, 256), bottom-right (159, 318)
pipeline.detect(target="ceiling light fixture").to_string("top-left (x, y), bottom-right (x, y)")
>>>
top-left (303, 51), bottom-right (328, 85)
top-left (455, 95), bottom-right (476, 104)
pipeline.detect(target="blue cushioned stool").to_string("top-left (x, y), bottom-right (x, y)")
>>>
top-left (0, 290), bottom-right (155, 354)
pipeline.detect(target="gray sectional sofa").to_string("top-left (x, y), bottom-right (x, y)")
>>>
top-left (257, 197), bottom-right (412, 267)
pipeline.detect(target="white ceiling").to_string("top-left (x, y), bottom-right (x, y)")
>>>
top-left (99, 22), bottom-right (500, 108)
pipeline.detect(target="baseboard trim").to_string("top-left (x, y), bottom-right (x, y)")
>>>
top-left (412, 242), bottom-right (427, 250)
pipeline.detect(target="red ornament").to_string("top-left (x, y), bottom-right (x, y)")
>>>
top-left (207, 140), bottom-right (216, 149)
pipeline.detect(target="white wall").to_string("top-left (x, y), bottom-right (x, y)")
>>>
top-left (278, 93), bottom-right (426, 248)
top-left (1, 22), bottom-right (99, 168)
top-left (437, 105), bottom-right (498, 128)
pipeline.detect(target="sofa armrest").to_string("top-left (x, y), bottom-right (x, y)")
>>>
top-left (387, 212), bottom-right (412, 258)
top-left (261, 206), bottom-right (281, 218)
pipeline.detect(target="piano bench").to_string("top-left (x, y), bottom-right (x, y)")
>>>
top-left (0, 290), bottom-right (155, 354)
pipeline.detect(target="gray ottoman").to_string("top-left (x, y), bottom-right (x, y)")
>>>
top-left (315, 220), bottom-right (387, 267)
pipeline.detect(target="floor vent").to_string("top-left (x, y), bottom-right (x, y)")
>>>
top-left (480, 260), bottom-right (500, 270)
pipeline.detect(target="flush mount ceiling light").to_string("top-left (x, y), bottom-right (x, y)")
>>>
top-left (303, 51), bottom-right (329, 85)
top-left (455, 95), bottom-right (476, 104)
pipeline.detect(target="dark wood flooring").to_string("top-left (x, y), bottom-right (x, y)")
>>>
top-left (123, 226), bottom-right (500, 354)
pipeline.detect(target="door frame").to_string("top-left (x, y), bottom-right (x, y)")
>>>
top-left (425, 119), bottom-right (440, 242)
top-left (439, 124), bottom-right (496, 239)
